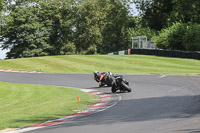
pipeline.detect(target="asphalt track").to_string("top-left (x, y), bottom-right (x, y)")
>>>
top-left (0, 72), bottom-right (200, 133)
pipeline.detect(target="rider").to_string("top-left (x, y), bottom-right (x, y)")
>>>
top-left (93, 71), bottom-right (109, 87)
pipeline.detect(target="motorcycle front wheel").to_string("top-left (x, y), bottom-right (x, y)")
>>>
top-left (111, 86), bottom-right (117, 93)
top-left (121, 81), bottom-right (132, 92)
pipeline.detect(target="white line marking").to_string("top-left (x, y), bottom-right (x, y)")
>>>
top-left (160, 75), bottom-right (166, 78)
top-left (6, 127), bottom-right (43, 133)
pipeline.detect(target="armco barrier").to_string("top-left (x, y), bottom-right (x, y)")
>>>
top-left (130, 49), bottom-right (200, 60)
top-left (108, 49), bottom-right (200, 60)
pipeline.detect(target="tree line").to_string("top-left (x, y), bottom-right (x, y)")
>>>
top-left (133, 0), bottom-right (200, 51)
top-left (0, 0), bottom-right (200, 59)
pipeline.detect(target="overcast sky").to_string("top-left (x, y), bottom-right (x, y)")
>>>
top-left (0, 3), bottom-right (138, 60)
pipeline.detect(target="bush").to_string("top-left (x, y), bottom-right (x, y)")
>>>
top-left (154, 22), bottom-right (186, 50)
top-left (183, 24), bottom-right (200, 51)
top-left (85, 45), bottom-right (97, 55)
top-left (154, 22), bottom-right (200, 51)
top-left (60, 42), bottom-right (76, 55)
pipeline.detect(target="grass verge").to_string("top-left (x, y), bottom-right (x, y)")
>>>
top-left (0, 55), bottom-right (200, 75)
top-left (0, 82), bottom-right (100, 130)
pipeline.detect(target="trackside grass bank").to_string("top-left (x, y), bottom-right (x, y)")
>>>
top-left (0, 82), bottom-right (99, 130)
top-left (0, 55), bottom-right (200, 75)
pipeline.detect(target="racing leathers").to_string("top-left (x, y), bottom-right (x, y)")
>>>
top-left (94, 72), bottom-right (107, 87)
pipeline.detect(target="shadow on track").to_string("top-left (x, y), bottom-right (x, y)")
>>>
top-left (177, 129), bottom-right (200, 133)
top-left (39, 95), bottom-right (200, 130)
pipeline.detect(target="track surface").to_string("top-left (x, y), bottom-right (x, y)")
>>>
top-left (0, 72), bottom-right (200, 133)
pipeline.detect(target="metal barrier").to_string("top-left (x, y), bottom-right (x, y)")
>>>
top-left (130, 49), bottom-right (200, 60)
top-left (108, 49), bottom-right (200, 60)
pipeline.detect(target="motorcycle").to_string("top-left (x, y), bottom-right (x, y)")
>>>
top-left (110, 75), bottom-right (132, 93)
top-left (94, 72), bottom-right (132, 93)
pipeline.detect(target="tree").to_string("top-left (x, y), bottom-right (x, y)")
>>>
top-left (134, 0), bottom-right (174, 30)
top-left (73, 0), bottom-right (133, 54)
top-left (38, 0), bottom-right (74, 55)
top-left (134, 0), bottom-right (200, 31)
top-left (1, 0), bottom-right (74, 58)
top-left (0, 0), bottom-right (5, 39)
top-left (1, 0), bottom-right (135, 58)
top-left (101, 0), bottom-right (132, 53)
top-left (128, 16), bottom-right (156, 41)
top-left (168, 0), bottom-right (200, 26)
top-left (1, 6), bottom-right (52, 58)
top-left (73, 0), bottom-right (106, 54)
top-left (0, 0), bottom-right (3, 12)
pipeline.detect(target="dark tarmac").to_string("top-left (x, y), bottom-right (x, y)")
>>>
top-left (0, 72), bottom-right (200, 133)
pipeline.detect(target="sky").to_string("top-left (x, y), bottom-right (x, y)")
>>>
top-left (0, 3), bottom-right (138, 60)
top-left (0, 48), bottom-right (8, 59)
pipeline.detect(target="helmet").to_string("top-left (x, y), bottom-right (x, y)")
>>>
top-left (93, 71), bottom-right (97, 74)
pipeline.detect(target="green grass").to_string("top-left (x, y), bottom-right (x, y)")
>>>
top-left (0, 55), bottom-right (200, 75)
top-left (0, 82), bottom-right (99, 130)
top-left (0, 55), bottom-right (199, 130)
